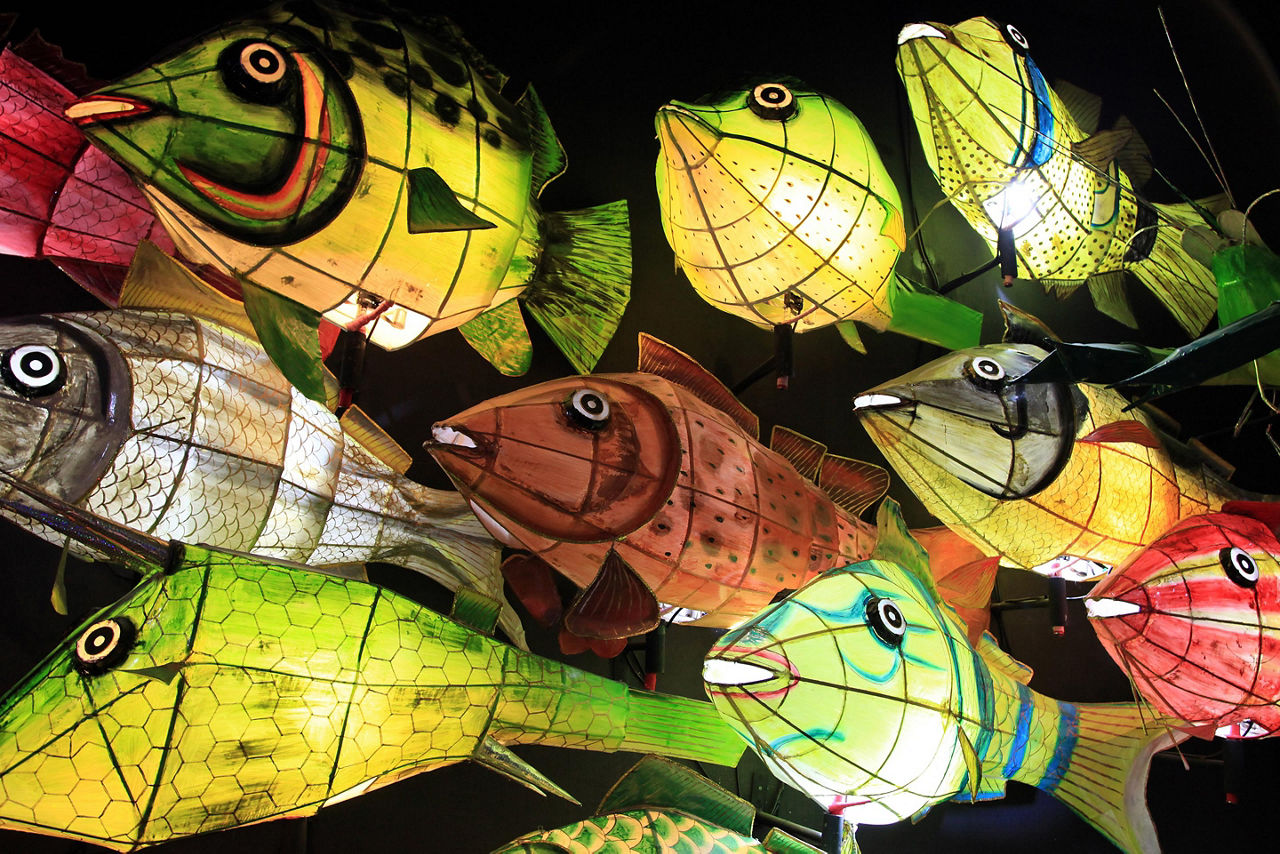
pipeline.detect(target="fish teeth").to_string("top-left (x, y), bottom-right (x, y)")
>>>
top-left (1084, 597), bottom-right (1142, 619)
top-left (897, 23), bottom-right (947, 44)
top-left (431, 425), bottom-right (476, 449)
top-left (852, 393), bottom-right (904, 411)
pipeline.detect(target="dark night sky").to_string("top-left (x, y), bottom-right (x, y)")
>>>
top-left (1, 1), bottom-right (1279, 852)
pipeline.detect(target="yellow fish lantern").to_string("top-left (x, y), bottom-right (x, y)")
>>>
top-left (896, 17), bottom-right (1217, 335)
top-left (655, 82), bottom-right (980, 352)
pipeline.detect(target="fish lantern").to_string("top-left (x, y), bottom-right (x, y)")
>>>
top-left (493, 755), bottom-right (830, 854)
top-left (64, 2), bottom-right (631, 376)
top-left (853, 342), bottom-right (1255, 579)
top-left (655, 82), bottom-right (980, 352)
top-left (703, 500), bottom-right (1185, 854)
top-left (1087, 504), bottom-right (1280, 738)
top-left (0, 244), bottom-right (523, 643)
top-left (0, 487), bottom-right (744, 851)
top-left (896, 17), bottom-right (1217, 335)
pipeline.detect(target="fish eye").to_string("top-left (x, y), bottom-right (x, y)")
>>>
top-left (1001, 23), bottom-right (1030, 54)
top-left (565, 388), bottom-right (611, 430)
top-left (1220, 546), bottom-right (1260, 588)
top-left (966, 355), bottom-right (1007, 384)
top-left (2, 344), bottom-right (66, 398)
top-left (748, 83), bottom-right (796, 121)
top-left (219, 39), bottom-right (293, 104)
top-left (865, 596), bottom-right (906, 647)
top-left (73, 617), bottom-right (136, 675)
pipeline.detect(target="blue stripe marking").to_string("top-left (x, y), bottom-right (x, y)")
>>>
top-left (1025, 58), bottom-right (1055, 167)
top-left (1039, 702), bottom-right (1080, 793)
top-left (1002, 683), bottom-right (1033, 779)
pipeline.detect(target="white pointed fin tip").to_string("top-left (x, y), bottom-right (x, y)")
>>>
top-left (702, 658), bottom-right (776, 686)
top-left (1085, 597), bottom-right (1142, 619)
top-left (852, 393), bottom-right (903, 411)
top-left (468, 501), bottom-right (520, 548)
top-left (432, 425), bottom-right (476, 448)
top-left (898, 23), bottom-right (946, 44)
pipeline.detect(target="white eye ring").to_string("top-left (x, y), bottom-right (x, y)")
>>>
top-left (240, 42), bottom-right (286, 84)
top-left (749, 83), bottom-right (796, 120)
top-left (1221, 546), bottom-right (1260, 587)
top-left (4, 344), bottom-right (65, 396)
top-left (1006, 24), bottom-right (1029, 50)
top-left (74, 617), bottom-right (135, 674)
top-left (866, 597), bottom-right (906, 646)
top-left (969, 356), bottom-right (1006, 382)
top-left (567, 388), bottom-right (610, 429)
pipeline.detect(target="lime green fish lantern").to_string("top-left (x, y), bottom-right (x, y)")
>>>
top-left (655, 82), bottom-right (979, 352)
top-left (896, 17), bottom-right (1217, 335)
top-left (0, 489), bottom-right (744, 851)
top-left (65, 2), bottom-right (630, 376)
top-left (494, 755), bottom-right (833, 854)
top-left (703, 501), bottom-right (1186, 854)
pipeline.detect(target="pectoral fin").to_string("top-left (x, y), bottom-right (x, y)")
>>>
top-left (239, 279), bottom-right (327, 404)
top-left (563, 549), bottom-right (659, 640)
top-left (1079, 420), bottom-right (1162, 448)
top-left (500, 553), bottom-right (563, 627)
top-left (406, 167), bottom-right (496, 233)
top-left (472, 738), bottom-right (578, 803)
top-left (459, 299), bottom-right (533, 376)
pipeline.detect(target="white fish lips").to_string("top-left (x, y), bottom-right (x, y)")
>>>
top-left (430, 424), bottom-right (477, 449)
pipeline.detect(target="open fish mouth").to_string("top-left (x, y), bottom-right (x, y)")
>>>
top-left (656, 106), bottom-right (718, 170)
top-left (66, 95), bottom-right (153, 125)
top-left (852, 393), bottom-right (907, 412)
top-left (428, 424), bottom-right (478, 450)
top-left (897, 23), bottom-right (947, 44)
top-left (703, 645), bottom-right (799, 700)
top-left (1085, 597), bottom-right (1142, 619)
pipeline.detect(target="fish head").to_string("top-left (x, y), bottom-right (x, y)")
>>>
top-left (853, 344), bottom-right (1078, 500)
top-left (0, 567), bottom-right (190, 847)
top-left (426, 376), bottom-right (681, 545)
top-left (0, 316), bottom-right (132, 503)
top-left (66, 10), bottom-right (365, 245)
top-left (896, 17), bottom-right (1054, 185)
top-left (655, 82), bottom-right (902, 328)
top-left (1087, 512), bottom-right (1280, 731)
top-left (703, 558), bottom-right (971, 824)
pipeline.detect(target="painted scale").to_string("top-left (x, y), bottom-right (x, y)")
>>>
top-left (703, 501), bottom-right (1184, 854)
top-left (1087, 503), bottom-right (1280, 737)
top-left (65, 1), bottom-right (630, 374)
top-left (896, 16), bottom-right (1216, 335)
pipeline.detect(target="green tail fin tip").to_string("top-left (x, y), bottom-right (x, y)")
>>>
top-left (884, 275), bottom-right (982, 350)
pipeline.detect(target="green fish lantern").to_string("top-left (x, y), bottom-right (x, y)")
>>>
top-left (0, 488), bottom-right (744, 851)
top-left (655, 82), bottom-right (979, 352)
top-left (703, 500), bottom-right (1186, 854)
top-left (494, 755), bottom-right (837, 854)
top-left (65, 1), bottom-right (631, 376)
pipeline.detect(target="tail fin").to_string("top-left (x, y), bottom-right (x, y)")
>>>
top-left (883, 275), bottom-right (983, 350)
top-left (1129, 202), bottom-right (1219, 336)
top-left (523, 200), bottom-right (632, 374)
top-left (1043, 702), bottom-right (1186, 854)
top-left (620, 690), bottom-right (746, 768)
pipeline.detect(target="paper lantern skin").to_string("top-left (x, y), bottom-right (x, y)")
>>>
top-left (0, 46), bottom-right (175, 303)
top-left (896, 17), bottom-right (1217, 335)
top-left (0, 254), bottom-right (528, 641)
top-left (703, 502), bottom-right (1182, 854)
top-left (66, 2), bottom-right (630, 373)
top-left (0, 544), bottom-right (744, 851)
top-left (854, 343), bottom-right (1251, 578)
top-left (1087, 509), bottom-right (1280, 736)
top-left (494, 755), bottom-right (822, 854)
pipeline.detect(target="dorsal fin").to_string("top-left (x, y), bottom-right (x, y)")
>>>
top-left (120, 242), bottom-right (256, 338)
top-left (450, 588), bottom-right (502, 636)
top-left (1053, 79), bottom-right (1102, 135)
top-left (770, 426), bottom-right (826, 481)
top-left (1221, 501), bottom-right (1280, 537)
top-left (999, 300), bottom-right (1060, 346)
top-left (870, 499), bottom-right (935, 598)
top-left (1111, 115), bottom-right (1152, 188)
top-left (514, 84), bottom-right (567, 197)
top-left (637, 334), bottom-right (758, 438)
top-left (976, 631), bottom-right (1033, 684)
top-left (1079, 420), bottom-right (1162, 449)
top-left (338, 406), bottom-right (412, 474)
top-left (820, 456), bottom-right (890, 517)
top-left (1072, 127), bottom-right (1134, 171)
top-left (11, 30), bottom-right (102, 94)
top-left (597, 755), bottom-right (755, 836)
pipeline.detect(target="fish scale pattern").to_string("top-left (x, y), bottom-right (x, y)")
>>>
top-left (501, 809), bottom-right (767, 853)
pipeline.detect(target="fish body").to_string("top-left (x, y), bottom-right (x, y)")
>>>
top-left (0, 45), bottom-right (173, 303)
top-left (426, 334), bottom-right (891, 644)
top-left (493, 755), bottom-right (824, 854)
top-left (896, 17), bottom-right (1216, 335)
top-left (0, 249), bottom-right (523, 641)
top-left (0, 544), bottom-right (744, 851)
top-left (655, 83), bottom-right (978, 350)
top-left (65, 2), bottom-right (629, 373)
top-left (854, 343), bottom-right (1248, 578)
top-left (1087, 504), bottom-right (1280, 736)
top-left (703, 501), bottom-right (1183, 853)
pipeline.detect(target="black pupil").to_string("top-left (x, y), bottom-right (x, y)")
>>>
top-left (881, 602), bottom-right (902, 629)
top-left (581, 395), bottom-right (603, 414)
top-left (1238, 554), bottom-right (1255, 573)
top-left (762, 88), bottom-right (784, 103)
top-left (978, 360), bottom-right (998, 376)
top-left (249, 49), bottom-right (279, 74)
top-left (20, 352), bottom-right (51, 377)
top-left (85, 626), bottom-right (114, 654)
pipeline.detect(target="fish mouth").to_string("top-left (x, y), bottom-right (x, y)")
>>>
top-left (655, 104), bottom-right (719, 169)
top-left (66, 95), bottom-right (153, 126)
top-left (1085, 597), bottom-right (1143, 619)
top-left (703, 645), bottom-right (798, 699)
top-left (426, 424), bottom-right (483, 453)
top-left (852, 392), bottom-right (908, 413)
top-left (897, 23), bottom-right (947, 44)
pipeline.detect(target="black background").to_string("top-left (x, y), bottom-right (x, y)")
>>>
top-left (1, 1), bottom-right (1278, 851)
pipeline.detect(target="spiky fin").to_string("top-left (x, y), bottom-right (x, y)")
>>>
top-left (637, 334), bottom-right (759, 438)
top-left (450, 588), bottom-right (503, 636)
top-left (770, 426), bottom-right (826, 481)
top-left (975, 631), bottom-right (1033, 685)
top-left (1073, 128), bottom-right (1134, 172)
top-left (1110, 116), bottom-right (1152, 188)
top-left (870, 499), bottom-right (936, 598)
top-left (406, 167), bottom-right (496, 233)
top-left (999, 300), bottom-right (1061, 346)
top-left (11, 30), bottom-right (102, 93)
top-left (1086, 271), bottom-right (1137, 328)
top-left (472, 737), bottom-right (578, 803)
top-left (1053, 79), bottom-right (1102, 135)
top-left (338, 406), bottom-right (412, 474)
top-left (515, 85), bottom-right (567, 197)
top-left (597, 756), bottom-right (755, 836)
top-left (820, 456), bottom-right (890, 518)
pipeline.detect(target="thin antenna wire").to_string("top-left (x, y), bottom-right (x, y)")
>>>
top-left (1159, 7), bottom-right (1235, 205)
top-left (1152, 89), bottom-right (1231, 203)
top-left (1242, 188), bottom-right (1280, 232)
